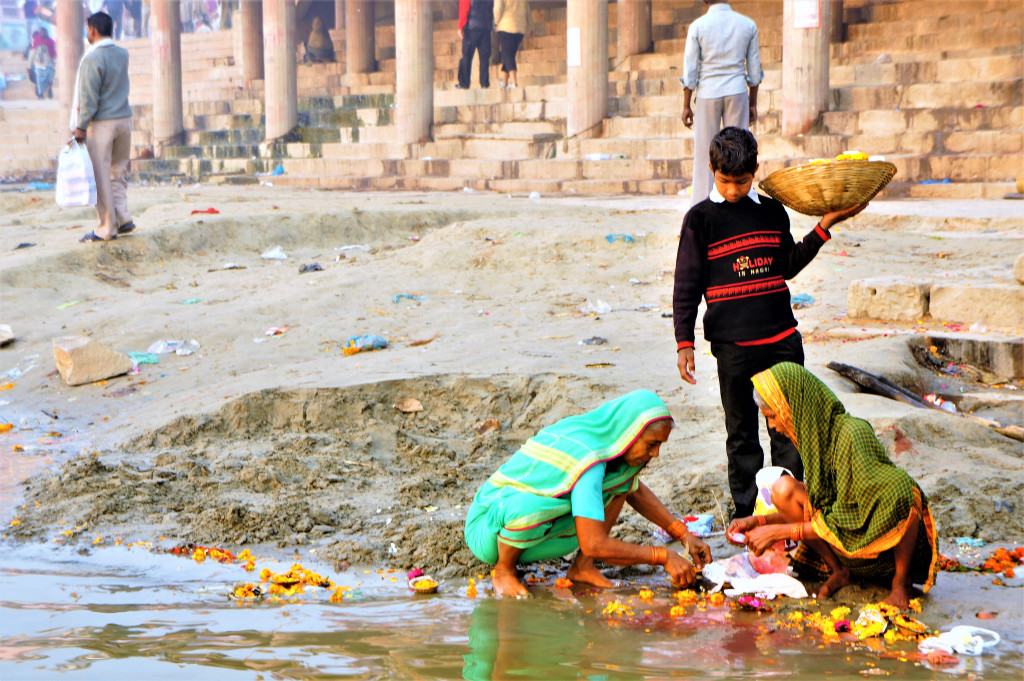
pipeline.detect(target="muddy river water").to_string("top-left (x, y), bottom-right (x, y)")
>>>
top-left (2, 543), bottom-right (1019, 680)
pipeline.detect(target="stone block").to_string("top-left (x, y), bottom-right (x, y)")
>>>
top-left (848, 277), bottom-right (931, 321)
top-left (929, 283), bottom-right (1024, 329)
top-left (53, 336), bottom-right (133, 386)
top-left (1014, 254), bottom-right (1024, 285)
top-left (925, 333), bottom-right (1024, 379)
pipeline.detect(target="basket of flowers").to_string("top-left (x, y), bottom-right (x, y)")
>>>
top-left (758, 152), bottom-right (896, 216)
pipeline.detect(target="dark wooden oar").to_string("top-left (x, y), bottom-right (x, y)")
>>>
top-left (827, 362), bottom-right (1024, 442)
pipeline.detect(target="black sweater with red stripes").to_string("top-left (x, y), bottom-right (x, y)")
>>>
top-left (673, 194), bottom-right (830, 346)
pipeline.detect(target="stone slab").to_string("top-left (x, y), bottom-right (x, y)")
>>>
top-left (848, 277), bottom-right (931, 322)
top-left (1015, 253), bottom-right (1024, 285)
top-left (925, 333), bottom-right (1024, 380)
top-left (929, 283), bottom-right (1024, 330)
top-left (53, 336), bottom-right (134, 386)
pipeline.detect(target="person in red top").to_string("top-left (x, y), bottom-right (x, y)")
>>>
top-left (672, 126), bottom-right (867, 518)
top-left (457, 0), bottom-right (494, 89)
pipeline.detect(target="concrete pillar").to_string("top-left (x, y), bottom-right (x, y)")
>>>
top-left (346, 0), bottom-right (376, 74)
top-left (57, 0), bottom-right (84, 134)
top-left (567, 0), bottom-right (608, 140)
top-left (152, 0), bottom-right (184, 150)
top-left (617, 0), bottom-right (651, 61)
top-left (782, 0), bottom-right (832, 136)
top-left (239, 0), bottom-right (264, 83)
top-left (263, 0), bottom-right (298, 140)
top-left (334, 0), bottom-right (345, 29)
top-left (395, 0), bottom-right (433, 145)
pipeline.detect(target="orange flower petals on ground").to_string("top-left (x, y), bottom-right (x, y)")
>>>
top-left (554, 577), bottom-right (573, 589)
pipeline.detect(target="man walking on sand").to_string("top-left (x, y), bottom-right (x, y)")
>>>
top-left (681, 0), bottom-right (762, 207)
top-left (71, 12), bottom-right (135, 243)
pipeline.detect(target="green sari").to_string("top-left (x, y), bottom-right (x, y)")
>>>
top-left (752, 362), bottom-right (937, 591)
top-left (464, 390), bottom-right (672, 564)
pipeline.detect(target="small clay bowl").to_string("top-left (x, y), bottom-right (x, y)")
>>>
top-left (408, 575), bottom-right (439, 594)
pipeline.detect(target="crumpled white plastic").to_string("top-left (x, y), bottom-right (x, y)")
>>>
top-left (918, 626), bottom-right (1001, 656)
top-left (722, 573), bottom-right (808, 599)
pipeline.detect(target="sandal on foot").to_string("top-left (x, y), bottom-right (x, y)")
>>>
top-left (117, 221), bottom-right (136, 235)
top-left (79, 231), bottom-right (113, 243)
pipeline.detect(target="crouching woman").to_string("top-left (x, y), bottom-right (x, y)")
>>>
top-left (465, 390), bottom-right (711, 598)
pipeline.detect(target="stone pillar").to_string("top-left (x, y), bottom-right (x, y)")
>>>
top-left (263, 0), bottom-right (297, 140)
top-left (346, 0), bottom-right (376, 74)
top-left (335, 0), bottom-right (345, 29)
top-left (395, 0), bottom-right (433, 145)
top-left (239, 0), bottom-right (264, 83)
top-left (617, 0), bottom-right (651, 61)
top-left (567, 0), bottom-right (608, 139)
top-left (830, 0), bottom-right (845, 43)
top-left (57, 0), bottom-right (84, 135)
top-left (152, 0), bottom-right (184, 150)
top-left (782, 0), bottom-right (832, 136)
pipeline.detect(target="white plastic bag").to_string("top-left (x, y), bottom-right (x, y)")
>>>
top-left (56, 140), bottom-right (97, 208)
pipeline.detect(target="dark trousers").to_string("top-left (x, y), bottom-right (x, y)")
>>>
top-left (497, 31), bottom-right (523, 73)
top-left (710, 331), bottom-right (805, 519)
top-left (458, 28), bottom-right (491, 88)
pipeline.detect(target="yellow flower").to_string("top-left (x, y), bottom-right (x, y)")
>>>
top-left (192, 548), bottom-right (207, 563)
top-left (602, 600), bottom-right (634, 617)
top-left (243, 560), bottom-right (256, 572)
top-left (788, 612), bottom-right (805, 623)
top-left (674, 590), bottom-right (698, 605)
top-left (638, 588), bottom-right (654, 600)
top-left (830, 606), bottom-right (851, 620)
top-left (669, 605), bottom-right (686, 617)
top-left (260, 568), bottom-right (272, 582)
top-left (237, 549), bottom-right (254, 561)
top-left (907, 598), bottom-right (921, 613)
top-left (708, 592), bottom-right (726, 607)
top-left (9, 519), bottom-right (20, 527)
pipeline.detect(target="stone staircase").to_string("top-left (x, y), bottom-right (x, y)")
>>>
top-left (1, 0), bottom-right (1021, 197)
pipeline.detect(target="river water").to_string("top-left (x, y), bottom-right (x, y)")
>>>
top-left (2, 543), bottom-right (1018, 680)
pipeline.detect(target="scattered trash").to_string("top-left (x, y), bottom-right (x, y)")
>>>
top-left (392, 293), bottom-right (427, 304)
top-left (261, 246), bottom-right (288, 260)
top-left (298, 263), bottom-right (323, 274)
top-left (181, 298), bottom-right (202, 305)
top-left (660, 312), bottom-right (673, 318)
top-left (584, 153), bottom-right (627, 161)
top-left (210, 262), bottom-right (246, 272)
top-left (976, 611), bottom-right (997, 620)
top-left (581, 299), bottom-right (612, 315)
top-left (924, 394), bottom-right (957, 413)
top-left (528, 191), bottom-right (541, 199)
top-left (335, 245), bottom-right (370, 252)
top-left (475, 418), bottom-right (501, 434)
top-left (190, 207), bottom-right (220, 215)
top-left (585, 362), bottom-right (615, 368)
top-left (29, 181), bottom-right (54, 190)
top-left (954, 537), bottom-right (986, 548)
top-left (342, 334), bottom-right (387, 356)
top-left (56, 300), bottom-right (82, 311)
top-left (95, 272), bottom-right (130, 288)
top-left (148, 340), bottom-right (181, 354)
top-left (684, 514), bottom-right (715, 537)
top-left (791, 292), bottom-right (815, 309)
top-left (175, 339), bottom-right (200, 356)
top-left (13, 242), bottom-right (35, 250)
top-left (462, 187), bottom-right (474, 193)
top-left (605, 233), bottom-right (635, 244)
top-left (394, 397), bottom-right (424, 413)
top-left (919, 179), bottom-right (951, 184)
top-left (918, 626), bottom-right (1000, 656)
top-left (127, 352), bottom-right (159, 366)
top-left (580, 336), bottom-right (608, 346)
top-left (968, 320), bottom-right (987, 333)
top-left (268, 164), bottom-right (285, 176)
top-left (408, 333), bottom-right (439, 347)
top-left (265, 326), bottom-right (290, 336)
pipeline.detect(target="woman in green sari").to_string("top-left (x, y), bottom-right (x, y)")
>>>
top-left (729, 363), bottom-right (938, 608)
top-left (465, 390), bottom-right (712, 598)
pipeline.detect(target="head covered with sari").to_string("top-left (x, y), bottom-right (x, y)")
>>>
top-left (752, 362), bottom-right (937, 591)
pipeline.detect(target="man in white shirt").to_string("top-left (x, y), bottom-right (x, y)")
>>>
top-left (681, 0), bottom-right (763, 206)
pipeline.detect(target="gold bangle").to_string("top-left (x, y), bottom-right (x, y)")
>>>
top-left (790, 522), bottom-right (804, 542)
top-left (650, 546), bottom-right (667, 566)
top-left (666, 519), bottom-right (689, 541)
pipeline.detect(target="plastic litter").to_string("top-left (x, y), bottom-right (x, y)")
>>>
top-left (56, 300), bottom-right (82, 311)
top-left (13, 242), bottom-right (35, 250)
top-left (147, 340), bottom-right (181, 354)
top-left (954, 537), bottom-right (986, 548)
top-left (605, 233), bottom-right (635, 244)
top-left (392, 294), bottom-right (427, 304)
top-left (299, 263), bottom-right (323, 274)
top-left (581, 299), bottom-right (612, 315)
top-left (334, 245), bottom-right (370, 252)
top-left (265, 326), bottom-right (290, 336)
top-left (994, 500), bottom-right (1015, 513)
top-left (791, 292), bottom-right (815, 309)
top-left (181, 298), bottom-right (202, 305)
top-left (269, 164), bottom-right (285, 176)
top-left (924, 394), bottom-right (957, 413)
top-left (584, 153), bottom-right (626, 161)
top-left (261, 246), bottom-right (288, 260)
top-left (127, 352), bottom-right (159, 366)
top-left (528, 191), bottom-right (541, 199)
top-left (968, 320), bottom-right (988, 333)
top-left (175, 339), bottom-right (200, 356)
top-left (684, 514), bottom-right (714, 537)
top-left (342, 334), bottom-right (387, 356)
top-left (28, 181), bottom-right (54, 190)
top-left (918, 626), bottom-right (1000, 656)
top-left (190, 207), bottom-right (220, 215)
top-left (580, 336), bottom-right (608, 346)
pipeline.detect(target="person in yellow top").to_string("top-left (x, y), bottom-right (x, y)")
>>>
top-left (493, 0), bottom-right (533, 88)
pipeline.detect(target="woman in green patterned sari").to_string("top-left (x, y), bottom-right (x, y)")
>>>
top-left (465, 390), bottom-right (712, 598)
top-left (729, 362), bottom-right (937, 608)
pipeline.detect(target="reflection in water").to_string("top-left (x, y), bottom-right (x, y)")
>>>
top-left (0, 545), bottom-right (1019, 679)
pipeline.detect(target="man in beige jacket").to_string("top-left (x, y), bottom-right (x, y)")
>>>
top-left (72, 12), bottom-right (134, 243)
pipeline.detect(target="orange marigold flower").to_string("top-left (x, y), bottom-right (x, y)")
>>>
top-left (675, 590), bottom-right (698, 605)
top-left (669, 605), bottom-right (686, 617)
top-left (555, 577), bottom-right (573, 589)
top-left (708, 592), bottom-right (726, 607)
top-left (237, 549), bottom-right (254, 561)
top-left (260, 568), bottom-right (272, 582)
top-left (638, 588), bottom-right (654, 600)
top-left (243, 560), bottom-right (256, 572)
top-left (192, 548), bottom-right (207, 563)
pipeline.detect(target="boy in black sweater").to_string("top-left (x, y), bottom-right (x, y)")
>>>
top-left (673, 127), bottom-right (866, 518)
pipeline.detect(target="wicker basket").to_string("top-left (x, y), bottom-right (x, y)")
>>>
top-left (758, 160), bottom-right (897, 216)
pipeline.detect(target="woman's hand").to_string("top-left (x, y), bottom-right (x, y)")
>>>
top-left (682, 534), bottom-right (711, 569)
top-left (664, 550), bottom-right (697, 587)
top-left (745, 524), bottom-right (787, 555)
top-left (727, 515), bottom-right (757, 537)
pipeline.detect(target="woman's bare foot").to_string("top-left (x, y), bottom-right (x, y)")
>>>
top-left (567, 556), bottom-right (616, 588)
top-left (883, 583), bottom-right (911, 609)
top-left (816, 566), bottom-right (853, 599)
top-left (492, 566), bottom-right (530, 598)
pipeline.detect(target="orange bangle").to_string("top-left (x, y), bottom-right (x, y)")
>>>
top-left (666, 520), bottom-right (689, 541)
top-left (756, 515), bottom-right (767, 527)
top-left (790, 522), bottom-right (804, 542)
top-left (650, 546), bottom-right (668, 566)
